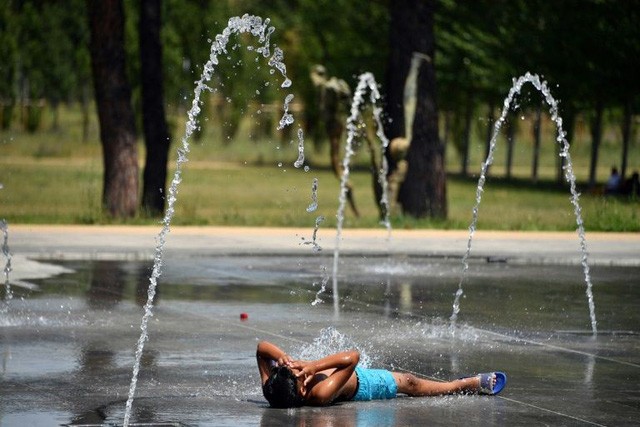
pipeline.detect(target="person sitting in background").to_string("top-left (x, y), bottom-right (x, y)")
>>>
top-left (605, 166), bottom-right (622, 195)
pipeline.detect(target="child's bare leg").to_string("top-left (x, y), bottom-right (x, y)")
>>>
top-left (392, 372), bottom-right (484, 396)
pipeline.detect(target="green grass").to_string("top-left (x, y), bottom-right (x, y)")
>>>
top-left (0, 103), bottom-right (638, 231)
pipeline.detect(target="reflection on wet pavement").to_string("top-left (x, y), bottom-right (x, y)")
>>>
top-left (1, 255), bottom-right (639, 425)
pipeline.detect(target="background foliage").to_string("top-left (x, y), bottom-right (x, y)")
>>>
top-left (0, 0), bottom-right (638, 229)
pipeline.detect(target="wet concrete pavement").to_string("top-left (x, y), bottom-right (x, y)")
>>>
top-left (1, 226), bottom-right (640, 426)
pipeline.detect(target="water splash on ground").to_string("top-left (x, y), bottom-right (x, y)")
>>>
top-left (295, 327), bottom-right (373, 368)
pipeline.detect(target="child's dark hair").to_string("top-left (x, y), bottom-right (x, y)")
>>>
top-left (262, 366), bottom-right (304, 408)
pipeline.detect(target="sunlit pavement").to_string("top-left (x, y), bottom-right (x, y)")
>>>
top-left (8, 225), bottom-right (640, 265)
top-left (1, 226), bottom-right (639, 426)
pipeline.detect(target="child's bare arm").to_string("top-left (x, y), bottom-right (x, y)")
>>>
top-left (291, 350), bottom-right (360, 405)
top-left (256, 341), bottom-right (293, 384)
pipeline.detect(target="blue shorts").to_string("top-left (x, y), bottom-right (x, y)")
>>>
top-left (352, 366), bottom-right (398, 401)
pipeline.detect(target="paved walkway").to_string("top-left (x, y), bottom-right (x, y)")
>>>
top-left (9, 224), bottom-right (640, 267)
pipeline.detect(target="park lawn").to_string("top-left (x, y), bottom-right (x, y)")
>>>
top-left (0, 103), bottom-right (638, 231)
top-left (1, 154), bottom-right (637, 231)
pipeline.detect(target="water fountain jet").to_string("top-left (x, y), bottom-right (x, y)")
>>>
top-left (449, 72), bottom-right (597, 336)
top-left (123, 14), bottom-right (302, 426)
top-left (331, 72), bottom-right (391, 315)
top-left (1, 219), bottom-right (13, 310)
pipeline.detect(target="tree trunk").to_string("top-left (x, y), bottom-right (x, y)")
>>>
top-left (621, 100), bottom-right (632, 180)
top-left (531, 103), bottom-right (542, 182)
top-left (442, 110), bottom-right (451, 148)
top-left (484, 103), bottom-right (495, 177)
top-left (50, 100), bottom-right (60, 131)
top-left (460, 95), bottom-right (473, 176)
top-left (588, 101), bottom-right (604, 188)
top-left (389, 0), bottom-right (447, 218)
top-left (87, 0), bottom-right (138, 218)
top-left (399, 59), bottom-right (446, 217)
top-left (81, 82), bottom-right (91, 143)
top-left (383, 4), bottom-right (413, 142)
top-left (505, 112), bottom-right (516, 179)
top-left (383, 1), bottom-right (414, 177)
top-left (140, 0), bottom-right (171, 216)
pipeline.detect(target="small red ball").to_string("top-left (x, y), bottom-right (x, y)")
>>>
top-left (240, 312), bottom-right (248, 321)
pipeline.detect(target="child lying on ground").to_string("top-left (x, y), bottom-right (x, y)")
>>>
top-left (257, 340), bottom-right (506, 408)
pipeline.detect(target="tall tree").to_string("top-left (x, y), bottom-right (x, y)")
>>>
top-left (531, 103), bottom-right (542, 182)
top-left (0, 2), bottom-right (17, 129)
top-left (387, 0), bottom-right (446, 218)
top-left (620, 101), bottom-right (633, 179)
top-left (139, 0), bottom-right (170, 216)
top-left (505, 111), bottom-right (517, 180)
top-left (87, 0), bottom-right (138, 218)
top-left (383, 1), bottom-right (413, 142)
top-left (588, 100), bottom-right (604, 188)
